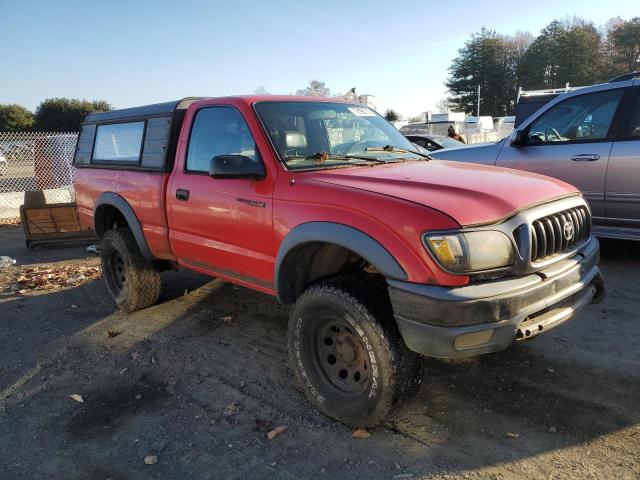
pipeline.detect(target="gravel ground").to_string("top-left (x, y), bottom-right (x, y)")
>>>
top-left (0, 224), bottom-right (639, 480)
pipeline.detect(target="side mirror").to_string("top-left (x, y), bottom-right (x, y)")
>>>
top-left (209, 155), bottom-right (266, 180)
top-left (510, 129), bottom-right (525, 147)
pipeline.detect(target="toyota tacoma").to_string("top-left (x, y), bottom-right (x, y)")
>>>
top-left (73, 96), bottom-right (605, 426)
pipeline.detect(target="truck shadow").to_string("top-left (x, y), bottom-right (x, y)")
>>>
top-left (0, 267), bottom-right (211, 394)
top-left (0, 224), bottom-right (96, 266)
top-left (2, 241), bottom-right (639, 478)
top-left (599, 237), bottom-right (640, 261)
top-left (404, 345), bottom-right (639, 452)
top-left (0, 280), bottom-right (112, 393)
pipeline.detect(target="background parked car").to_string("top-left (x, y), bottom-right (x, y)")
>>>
top-left (430, 75), bottom-right (640, 240)
top-left (404, 133), bottom-right (465, 151)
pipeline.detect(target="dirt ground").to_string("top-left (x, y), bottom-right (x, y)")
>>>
top-left (0, 224), bottom-right (638, 480)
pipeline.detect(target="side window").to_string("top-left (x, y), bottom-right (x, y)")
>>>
top-left (527, 89), bottom-right (623, 144)
top-left (74, 124), bottom-right (96, 165)
top-left (93, 122), bottom-right (145, 163)
top-left (616, 88), bottom-right (640, 139)
top-left (186, 107), bottom-right (260, 172)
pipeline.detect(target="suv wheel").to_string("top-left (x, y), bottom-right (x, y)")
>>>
top-left (288, 275), bottom-right (423, 427)
top-left (100, 228), bottom-right (161, 312)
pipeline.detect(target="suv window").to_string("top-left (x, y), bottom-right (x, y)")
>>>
top-left (617, 89), bottom-right (640, 139)
top-left (186, 106), bottom-right (259, 172)
top-left (527, 89), bottom-right (623, 145)
top-left (93, 122), bottom-right (145, 162)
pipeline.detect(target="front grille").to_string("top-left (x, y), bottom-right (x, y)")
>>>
top-left (530, 206), bottom-right (590, 262)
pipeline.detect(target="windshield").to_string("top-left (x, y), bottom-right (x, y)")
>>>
top-left (254, 101), bottom-right (424, 170)
top-left (440, 137), bottom-right (464, 148)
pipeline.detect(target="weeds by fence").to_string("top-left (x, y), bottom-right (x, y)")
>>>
top-left (0, 131), bottom-right (78, 220)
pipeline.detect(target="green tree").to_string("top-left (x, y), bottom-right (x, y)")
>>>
top-left (446, 28), bottom-right (523, 116)
top-left (384, 109), bottom-right (399, 122)
top-left (34, 98), bottom-right (112, 132)
top-left (519, 20), bottom-right (604, 89)
top-left (296, 79), bottom-right (331, 97)
top-left (607, 17), bottom-right (640, 75)
top-left (0, 104), bottom-right (34, 131)
top-left (560, 23), bottom-right (604, 85)
top-left (518, 21), bottom-right (566, 89)
top-left (601, 16), bottom-right (626, 76)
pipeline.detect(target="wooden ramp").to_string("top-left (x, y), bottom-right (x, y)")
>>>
top-left (20, 191), bottom-right (97, 249)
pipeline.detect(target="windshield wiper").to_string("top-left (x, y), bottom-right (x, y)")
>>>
top-left (365, 145), bottom-right (431, 159)
top-left (285, 152), bottom-right (388, 164)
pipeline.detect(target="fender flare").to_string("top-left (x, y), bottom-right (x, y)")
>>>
top-left (94, 192), bottom-right (154, 260)
top-left (275, 222), bottom-right (407, 303)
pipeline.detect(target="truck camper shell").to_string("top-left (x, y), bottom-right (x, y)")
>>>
top-left (74, 98), bottom-right (204, 172)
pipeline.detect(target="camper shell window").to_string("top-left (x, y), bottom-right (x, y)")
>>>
top-left (92, 122), bottom-right (145, 163)
top-left (73, 98), bottom-right (204, 172)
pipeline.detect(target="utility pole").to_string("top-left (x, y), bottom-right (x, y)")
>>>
top-left (476, 84), bottom-right (481, 117)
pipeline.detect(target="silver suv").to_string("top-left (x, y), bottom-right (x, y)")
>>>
top-left (431, 75), bottom-right (640, 240)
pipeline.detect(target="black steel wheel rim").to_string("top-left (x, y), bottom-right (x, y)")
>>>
top-left (313, 315), bottom-right (371, 395)
top-left (107, 250), bottom-right (126, 292)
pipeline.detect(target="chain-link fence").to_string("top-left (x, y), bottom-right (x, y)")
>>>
top-left (400, 121), bottom-right (514, 144)
top-left (0, 132), bottom-right (78, 221)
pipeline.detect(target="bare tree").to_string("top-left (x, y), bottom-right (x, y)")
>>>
top-left (254, 86), bottom-right (270, 95)
top-left (296, 80), bottom-right (331, 97)
top-left (435, 97), bottom-right (451, 113)
top-left (559, 15), bottom-right (590, 29)
top-left (508, 30), bottom-right (534, 60)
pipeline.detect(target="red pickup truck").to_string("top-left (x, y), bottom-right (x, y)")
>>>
top-left (74, 96), bottom-right (604, 426)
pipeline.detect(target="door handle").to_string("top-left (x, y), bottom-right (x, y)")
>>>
top-left (176, 189), bottom-right (190, 201)
top-left (571, 154), bottom-right (600, 162)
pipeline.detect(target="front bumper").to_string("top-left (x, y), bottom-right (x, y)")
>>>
top-left (388, 236), bottom-right (605, 358)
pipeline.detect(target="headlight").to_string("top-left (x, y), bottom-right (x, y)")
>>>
top-left (424, 231), bottom-right (514, 273)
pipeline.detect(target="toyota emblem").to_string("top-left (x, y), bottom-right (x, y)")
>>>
top-left (563, 221), bottom-right (574, 240)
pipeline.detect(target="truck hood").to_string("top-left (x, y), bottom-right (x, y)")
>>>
top-left (429, 140), bottom-right (504, 165)
top-left (306, 160), bottom-right (578, 226)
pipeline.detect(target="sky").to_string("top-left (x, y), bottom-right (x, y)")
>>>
top-left (1, 0), bottom-right (638, 118)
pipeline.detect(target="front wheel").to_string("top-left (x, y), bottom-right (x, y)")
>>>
top-left (100, 228), bottom-right (161, 312)
top-left (287, 275), bottom-right (423, 427)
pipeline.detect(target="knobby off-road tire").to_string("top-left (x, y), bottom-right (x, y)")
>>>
top-left (100, 228), bottom-right (161, 313)
top-left (288, 274), bottom-right (423, 427)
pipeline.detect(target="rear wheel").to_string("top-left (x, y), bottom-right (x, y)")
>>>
top-left (288, 275), bottom-right (423, 427)
top-left (100, 228), bottom-right (161, 312)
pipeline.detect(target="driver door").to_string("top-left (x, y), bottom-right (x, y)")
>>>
top-left (167, 105), bottom-right (275, 288)
top-left (496, 88), bottom-right (624, 221)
